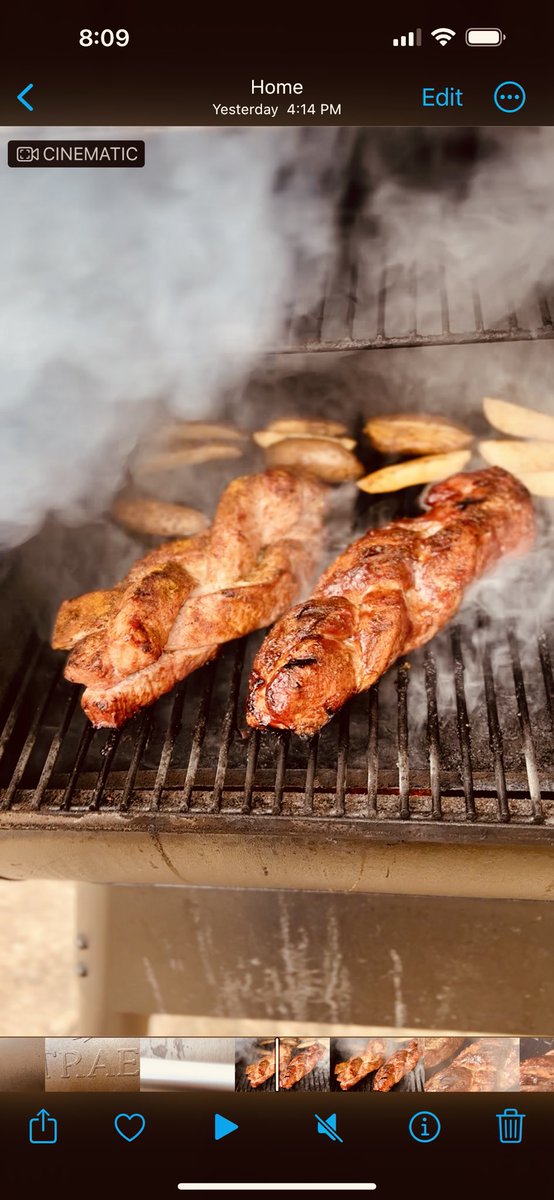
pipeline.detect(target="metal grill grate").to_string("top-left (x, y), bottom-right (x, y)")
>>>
top-left (280, 256), bottom-right (554, 352)
top-left (0, 612), bottom-right (553, 845)
top-left (279, 1065), bottom-right (329, 1092)
top-left (235, 1069), bottom-right (276, 1093)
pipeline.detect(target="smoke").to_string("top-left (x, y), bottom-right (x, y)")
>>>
top-left (357, 126), bottom-right (554, 330)
top-left (234, 1037), bottom-right (275, 1069)
top-left (0, 126), bottom-right (345, 549)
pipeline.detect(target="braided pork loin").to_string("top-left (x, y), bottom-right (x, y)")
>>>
top-left (52, 469), bottom-right (326, 727)
top-left (246, 468), bottom-right (535, 736)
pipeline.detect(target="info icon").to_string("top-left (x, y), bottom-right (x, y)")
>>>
top-left (408, 1111), bottom-right (441, 1143)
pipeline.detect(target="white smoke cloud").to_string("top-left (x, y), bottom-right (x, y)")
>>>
top-left (0, 126), bottom-right (344, 548)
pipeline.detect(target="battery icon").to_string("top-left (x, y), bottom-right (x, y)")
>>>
top-left (466, 28), bottom-right (505, 46)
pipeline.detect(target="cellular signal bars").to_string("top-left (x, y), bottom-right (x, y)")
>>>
top-left (393, 29), bottom-right (422, 47)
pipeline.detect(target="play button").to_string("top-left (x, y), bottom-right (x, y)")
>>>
top-left (214, 1113), bottom-right (239, 1141)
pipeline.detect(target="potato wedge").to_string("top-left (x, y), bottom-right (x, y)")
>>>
top-left (478, 439), bottom-right (554, 472)
top-left (516, 473), bottom-right (554, 498)
top-left (266, 417), bottom-right (349, 437)
top-left (254, 429), bottom-right (356, 451)
top-left (138, 443), bottom-right (244, 473)
top-left (483, 397), bottom-right (554, 442)
top-left (264, 436), bottom-right (363, 483)
top-left (357, 450), bottom-right (471, 494)
top-left (112, 496), bottom-right (209, 537)
top-left (160, 420), bottom-right (246, 443)
top-left (364, 413), bottom-right (473, 456)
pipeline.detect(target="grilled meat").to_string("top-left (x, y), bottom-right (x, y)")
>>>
top-left (108, 559), bottom-right (196, 677)
top-left (246, 468), bottom-right (535, 735)
top-left (52, 469), bottom-right (326, 727)
top-left (245, 1052), bottom-right (276, 1089)
top-left (52, 589), bottom-right (122, 650)
top-left (372, 1040), bottom-right (421, 1092)
top-left (334, 1039), bottom-right (386, 1090)
top-left (519, 1051), bottom-right (554, 1091)
top-left (423, 1037), bottom-right (465, 1072)
top-left (425, 1038), bottom-right (517, 1092)
top-left (278, 1039), bottom-right (295, 1081)
top-left (280, 1042), bottom-right (325, 1090)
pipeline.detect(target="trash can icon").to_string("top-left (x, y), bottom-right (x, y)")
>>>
top-left (497, 1108), bottom-right (525, 1144)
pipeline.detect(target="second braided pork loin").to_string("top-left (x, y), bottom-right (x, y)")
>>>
top-left (246, 467), bottom-right (535, 735)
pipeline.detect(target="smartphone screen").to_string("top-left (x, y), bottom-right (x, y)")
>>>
top-left (0, 12), bottom-right (553, 1197)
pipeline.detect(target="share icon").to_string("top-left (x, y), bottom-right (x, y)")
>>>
top-left (315, 1113), bottom-right (343, 1143)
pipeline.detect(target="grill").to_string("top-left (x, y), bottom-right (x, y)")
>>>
top-left (1, 144), bottom-right (554, 1034)
top-left (1, 610), bottom-right (552, 844)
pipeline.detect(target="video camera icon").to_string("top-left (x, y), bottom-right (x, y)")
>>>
top-left (16, 146), bottom-right (39, 163)
top-left (29, 1108), bottom-right (58, 1144)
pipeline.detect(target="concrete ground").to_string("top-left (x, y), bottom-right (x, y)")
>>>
top-left (0, 880), bottom-right (78, 1035)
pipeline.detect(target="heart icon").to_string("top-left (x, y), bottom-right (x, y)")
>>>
top-left (114, 1112), bottom-right (146, 1142)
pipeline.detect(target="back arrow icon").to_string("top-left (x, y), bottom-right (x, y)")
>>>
top-left (17, 83), bottom-right (34, 112)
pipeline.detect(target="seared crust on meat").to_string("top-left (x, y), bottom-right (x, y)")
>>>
top-left (52, 470), bottom-right (326, 727)
top-left (279, 1042), bottom-right (325, 1089)
top-left (52, 589), bottom-right (122, 650)
top-left (245, 1052), bottom-right (276, 1089)
top-left (423, 1037), bottom-right (465, 1072)
top-left (372, 1040), bottom-right (421, 1092)
top-left (334, 1039), bottom-right (386, 1090)
top-left (247, 468), bottom-right (535, 735)
top-left (519, 1052), bottom-right (554, 1091)
top-left (109, 560), bottom-right (195, 676)
top-left (425, 1038), bottom-right (517, 1092)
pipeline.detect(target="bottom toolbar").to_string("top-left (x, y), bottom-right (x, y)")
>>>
top-left (6, 1092), bottom-right (552, 1198)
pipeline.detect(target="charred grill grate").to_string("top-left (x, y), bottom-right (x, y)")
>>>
top-left (280, 256), bottom-right (554, 352)
top-left (0, 611), bottom-right (553, 844)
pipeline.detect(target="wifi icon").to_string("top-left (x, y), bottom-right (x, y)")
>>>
top-left (431, 27), bottom-right (456, 45)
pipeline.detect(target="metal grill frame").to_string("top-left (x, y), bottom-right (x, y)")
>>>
top-left (279, 260), bottom-right (554, 353)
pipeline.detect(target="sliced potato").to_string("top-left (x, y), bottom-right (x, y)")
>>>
top-left (357, 450), bottom-right (471, 494)
top-left (364, 413), bottom-right (473, 456)
top-left (137, 443), bottom-right (244, 473)
top-left (266, 417), bottom-right (349, 437)
top-left (254, 429), bottom-right (356, 451)
top-left (512, 473), bottom-right (554, 498)
top-left (159, 420), bottom-right (247, 443)
top-left (264, 436), bottom-right (363, 483)
top-left (478, 439), bottom-right (554, 472)
top-left (112, 496), bottom-right (209, 537)
top-left (483, 397), bottom-right (554, 442)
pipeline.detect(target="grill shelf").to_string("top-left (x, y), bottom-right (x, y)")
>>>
top-left (280, 258), bottom-right (554, 353)
top-left (1, 613), bottom-right (553, 844)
